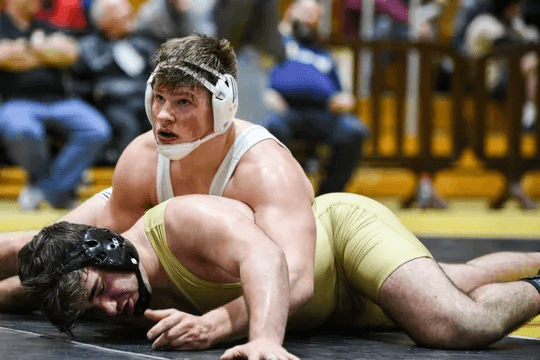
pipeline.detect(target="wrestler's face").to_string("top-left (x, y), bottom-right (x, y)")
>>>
top-left (151, 85), bottom-right (214, 145)
top-left (81, 267), bottom-right (140, 317)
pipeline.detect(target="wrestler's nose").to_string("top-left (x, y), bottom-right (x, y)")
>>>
top-left (96, 297), bottom-right (118, 316)
top-left (156, 101), bottom-right (175, 124)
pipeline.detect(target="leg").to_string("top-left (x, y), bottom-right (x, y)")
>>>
top-left (440, 251), bottom-right (540, 294)
top-left (379, 257), bottom-right (540, 349)
top-left (0, 100), bottom-right (50, 184)
top-left (317, 113), bottom-right (370, 194)
top-left (38, 99), bottom-right (111, 207)
top-left (263, 109), bottom-right (297, 145)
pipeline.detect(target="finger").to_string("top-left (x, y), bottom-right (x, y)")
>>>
top-left (220, 345), bottom-right (244, 360)
top-left (143, 308), bottom-right (175, 321)
top-left (147, 313), bottom-right (184, 339)
top-left (152, 332), bottom-right (175, 350)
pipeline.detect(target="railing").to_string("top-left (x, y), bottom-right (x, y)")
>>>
top-left (472, 44), bottom-right (540, 209)
top-left (326, 39), bottom-right (468, 207)
top-left (320, 39), bottom-right (538, 209)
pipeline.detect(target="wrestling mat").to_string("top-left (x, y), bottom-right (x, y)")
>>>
top-left (1, 199), bottom-right (540, 359)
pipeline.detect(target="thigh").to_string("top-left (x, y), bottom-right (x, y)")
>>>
top-left (319, 193), bottom-right (433, 301)
top-left (331, 113), bottom-right (370, 144)
top-left (378, 257), bottom-right (473, 341)
top-left (47, 99), bottom-right (109, 132)
top-left (0, 100), bottom-right (45, 137)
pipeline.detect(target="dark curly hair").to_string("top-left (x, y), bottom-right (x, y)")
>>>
top-left (18, 221), bottom-right (94, 333)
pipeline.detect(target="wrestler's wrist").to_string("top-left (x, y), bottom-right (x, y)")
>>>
top-left (200, 308), bottom-right (235, 345)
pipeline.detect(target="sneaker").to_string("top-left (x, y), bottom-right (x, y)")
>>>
top-left (18, 185), bottom-right (46, 212)
top-left (416, 173), bottom-right (448, 209)
top-left (509, 182), bottom-right (537, 210)
top-left (522, 101), bottom-right (537, 132)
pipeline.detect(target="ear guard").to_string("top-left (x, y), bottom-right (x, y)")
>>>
top-left (144, 62), bottom-right (238, 134)
top-left (62, 228), bottom-right (151, 316)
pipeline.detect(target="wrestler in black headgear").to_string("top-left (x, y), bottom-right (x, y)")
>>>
top-left (62, 228), bottom-right (151, 316)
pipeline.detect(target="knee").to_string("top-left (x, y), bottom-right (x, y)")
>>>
top-left (1, 124), bottom-right (43, 142)
top-left (92, 121), bottom-right (113, 144)
top-left (78, 119), bottom-right (112, 145)
top-left (409, 313), bottom-right (505, 349)
top-left (336, 115), bottom-right (371, 145)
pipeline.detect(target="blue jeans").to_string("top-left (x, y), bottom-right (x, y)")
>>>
top-left (265, 108), bottom-right (371, 194)
top-left (0, 98), bottom-right (111, 207)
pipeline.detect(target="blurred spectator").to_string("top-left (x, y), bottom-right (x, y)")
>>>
top-left (72, 0), bottom-right (156, 164)
top-left (264, 0), bottom-right (371, 195)
top-left (451, 0), bottom-right (492, 55)
top-left (132, 0), bottom-right (194, 43)
top-left (35, 0), bottom-right (92, 33)
top-left (213, 0), bottom-right (285, 125)
top-left (0, 0), bottom-right (111, 211)
top-left (342, 0), bottom-right (409, 40)
top-left (188, 0), bottom-right (215, 35)
top-left (461, 0), bottom-right (539, 131)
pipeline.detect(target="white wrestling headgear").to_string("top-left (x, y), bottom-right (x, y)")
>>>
top-left (144, 61), bottom-right (238, 160)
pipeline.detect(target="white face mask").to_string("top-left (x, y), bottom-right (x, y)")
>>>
top-left (154, 123), bottom-right (231, 160)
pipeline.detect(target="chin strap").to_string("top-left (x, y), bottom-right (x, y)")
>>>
top-left (133, 266), bottom-right (152, 316)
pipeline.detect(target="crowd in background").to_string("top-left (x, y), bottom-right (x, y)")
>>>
top-left (0, 0), bottom-right (538, 211)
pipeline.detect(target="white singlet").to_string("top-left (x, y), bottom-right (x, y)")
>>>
top-left (155, 125), bottom-right (288, 203)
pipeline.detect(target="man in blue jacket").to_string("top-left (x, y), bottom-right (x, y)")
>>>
top-left (265, 0), bottom-right (370, 195)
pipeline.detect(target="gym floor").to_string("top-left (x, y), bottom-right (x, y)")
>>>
top-left (1, 198), bottom-right (539, 359)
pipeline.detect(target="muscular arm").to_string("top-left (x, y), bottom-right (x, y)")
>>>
top-left (201, 142), bottom-right (316, 345)
top-left (91, 134), bottom-right (156, 232)
top-left (156, 196), bottom-right (290, 347)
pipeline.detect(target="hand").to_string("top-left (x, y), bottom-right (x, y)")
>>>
top-left (328, 92), bottom-right (355, 113)
top-left (145, 308), bottom-right (215, 350)
top-left (264, 88), bottom-right (289, 114)
top-left (221, 339), bottom-right (299, 360)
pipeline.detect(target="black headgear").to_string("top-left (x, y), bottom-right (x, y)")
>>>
top-left (63, 228), bottom-right (151, 316)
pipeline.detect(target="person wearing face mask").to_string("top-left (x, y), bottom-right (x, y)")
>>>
top-left (0, 34), bottom-right (318, 332)
top-left (264, 0), bottom-right (371, 196)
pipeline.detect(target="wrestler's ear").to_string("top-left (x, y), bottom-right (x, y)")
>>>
top-left (145, 69), bottom-right (157, 127)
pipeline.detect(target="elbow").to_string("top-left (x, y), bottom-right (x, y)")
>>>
top-left (298, 281), bottom-right (314, 309)
top-left (289, 270), bottom-right (314, 310)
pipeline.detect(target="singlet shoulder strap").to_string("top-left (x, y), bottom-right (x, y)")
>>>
top-left (209, 125), bottom-right (289, 196)
top-left (156, 153), bottom-right (174, 204)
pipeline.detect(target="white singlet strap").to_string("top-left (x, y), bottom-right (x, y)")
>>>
top-left (155, 125), bottom-right (289, 202)
top-left (156, 153), bottom-right (174, 204)
top-left (209, 125), bottom-right (289, 196)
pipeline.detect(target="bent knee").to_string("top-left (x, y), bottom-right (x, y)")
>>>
top-left (410, 315), bottom-right (505, 349)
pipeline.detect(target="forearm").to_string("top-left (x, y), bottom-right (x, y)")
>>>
top-left (31, 37), bottom-right (79, 68)
top-left (201, 270), bottom-right (310, 347)
top-left (0, 44), bottom-right (40, 71)
top-left (201, 250), bottom-right (290, 346)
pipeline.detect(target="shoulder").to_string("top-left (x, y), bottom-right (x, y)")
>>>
top-left (112, 131), bottom-right (157, 194)
top-left (227, 129), bottom-right (314, 208)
